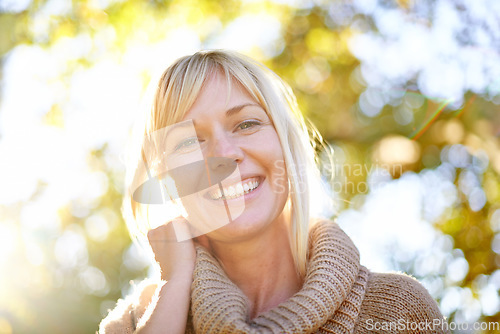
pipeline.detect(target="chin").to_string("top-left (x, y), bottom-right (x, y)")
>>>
top-left (206, 207), bottom-right (287, 243)
top-left (206, 216), bottom-right (261, 242)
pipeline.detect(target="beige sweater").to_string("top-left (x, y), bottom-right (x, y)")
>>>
top-left (99, 221), bottom-right (449, 333)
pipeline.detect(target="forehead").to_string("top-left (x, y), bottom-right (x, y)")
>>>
top-left (183, 72), bottom-right (257, 120)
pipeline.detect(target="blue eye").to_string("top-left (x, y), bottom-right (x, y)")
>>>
top-left (174, 137), bottom-right (199, 151)
top-left (238, 120), bottom-right (261, 130)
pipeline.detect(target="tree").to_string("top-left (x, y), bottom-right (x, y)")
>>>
top-left (0, 0), bottom-right (499, 332)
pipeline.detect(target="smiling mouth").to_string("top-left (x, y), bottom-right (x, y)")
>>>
top-left (207, 177), bottom-right (260, 200)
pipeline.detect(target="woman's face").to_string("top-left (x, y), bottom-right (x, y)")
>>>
top-left (168, 72), bottom-right (289, 242)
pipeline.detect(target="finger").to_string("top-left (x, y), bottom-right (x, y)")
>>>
top-left (147, 218), bottom-right (181, 244)
top-left (171, 217), bottom-right (193, 242)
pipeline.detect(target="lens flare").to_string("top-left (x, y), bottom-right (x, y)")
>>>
top-left (410, 98), bottom-right (453, 140)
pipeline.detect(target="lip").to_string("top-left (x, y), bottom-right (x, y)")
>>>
top-left (202, 175), bottom-right (264, 204)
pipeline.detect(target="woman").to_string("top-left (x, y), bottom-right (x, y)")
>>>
top-left (100, 50), bottom-right (449, 333)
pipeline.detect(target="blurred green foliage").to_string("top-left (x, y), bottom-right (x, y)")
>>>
top-left (0, 0), bottom-right (499, 333)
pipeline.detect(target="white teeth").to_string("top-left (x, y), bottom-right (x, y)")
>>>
top-left (208, 178), bottom-right (260, 200)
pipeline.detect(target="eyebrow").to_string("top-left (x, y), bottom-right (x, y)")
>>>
top-left (165, 120), bottom-right (193, 133)
top-left (162, 103), bottom-right (263, 141)
top-left (226, 103), bottom-right (262, 117)
top-left (163, 120), bottom-right (195, 143)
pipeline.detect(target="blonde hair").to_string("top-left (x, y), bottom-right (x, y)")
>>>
top-left (123, 50), bottom-right (330, 277)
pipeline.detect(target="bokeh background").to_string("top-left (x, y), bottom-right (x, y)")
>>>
top-left (1, 0), bottom-right (499, 333)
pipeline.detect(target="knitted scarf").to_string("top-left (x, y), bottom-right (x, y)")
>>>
top-left (190, 221), bottom-right (371, 333)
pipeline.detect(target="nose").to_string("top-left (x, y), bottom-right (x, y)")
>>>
top-left (205, 131), bottom-right (243, 183)
top-left (207, 130), bottom-right (244, 164)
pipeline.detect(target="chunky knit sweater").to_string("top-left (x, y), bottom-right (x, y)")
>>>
top-left (99, 221), bottom-right (449, 333)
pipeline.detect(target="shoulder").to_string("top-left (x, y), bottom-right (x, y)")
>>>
top-left (308, 217), bottom-right (346, 237)
top-left (98, 279), bottom-right (159, 334)
top-left (364, 272), bottom-right (438, 312)
top-left (357, 272), bottom-right (449, 333)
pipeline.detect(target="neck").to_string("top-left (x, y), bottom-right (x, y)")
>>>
top-left (209, 217), bottom-right (303, 319)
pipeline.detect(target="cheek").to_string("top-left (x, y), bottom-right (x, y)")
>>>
top-left (256, 140), bottom-right (285, 175)
top-left (240, 127), bottom-right (287, 178)
top-left (263, 137), bottom-right (288, 197)
top-left (258, 128), bottom-right (285, 159)
top-left (271, 161), bottom-right (289, 199)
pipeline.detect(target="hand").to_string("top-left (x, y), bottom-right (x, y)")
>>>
top-left (137, 218), bottom-right (210, 334)
top-left (147, 217), bottom-right (210, 281)
top-left (148, 218), bottom-right (194, 281)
